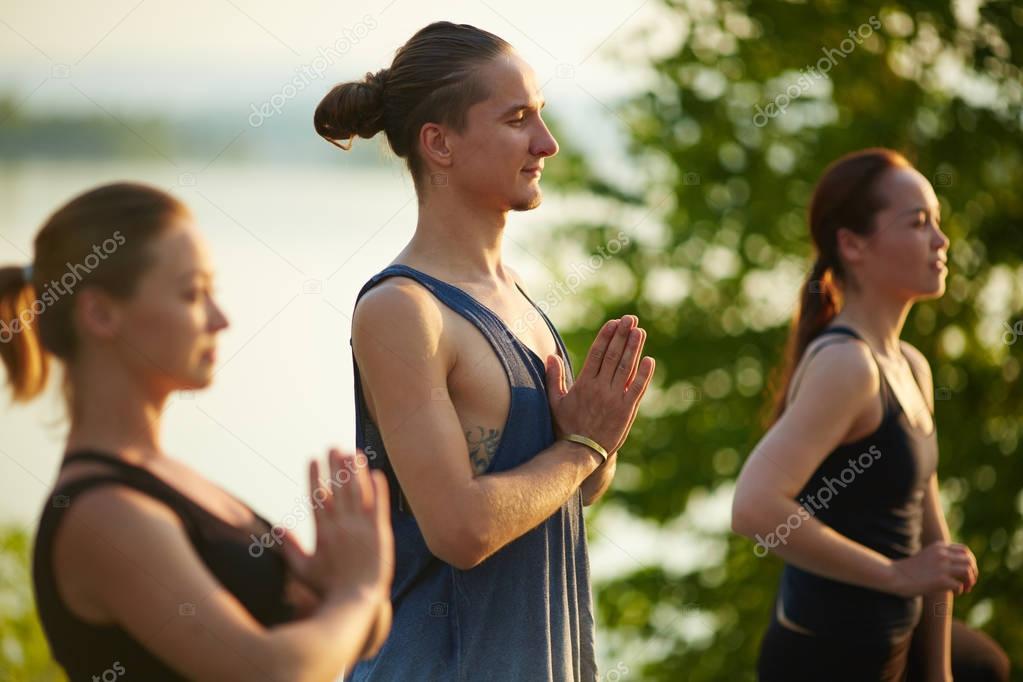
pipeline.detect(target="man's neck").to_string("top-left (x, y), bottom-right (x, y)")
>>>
top-left (398, 191), bottom-right (511, 285)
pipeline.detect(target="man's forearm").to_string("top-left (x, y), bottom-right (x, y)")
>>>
top-left (581, 452), bottom-right (617, 506)
top-left (465, 439), bottom-right (601, 564)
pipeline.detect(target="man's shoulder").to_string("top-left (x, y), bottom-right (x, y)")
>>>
top-left (353, 276), bottom-right (447, 349)
top-left (357, 273), bottom-right (436, 310)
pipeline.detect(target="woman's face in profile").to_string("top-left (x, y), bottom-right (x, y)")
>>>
top-left (111, 217), bottom-right (230, 393)
top-left (859, 166), bottom-right (950, 301)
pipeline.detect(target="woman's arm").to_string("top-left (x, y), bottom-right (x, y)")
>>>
top-left (900, 343), bottom-right (973, 682)
top-left (56, 453), bottom-right (391, 682)
top-left (916, 474), bottom-right (954, 681)
top-left (733, 340), bottom-right (976, 602)
top-left (732, 340), bottom-right (905, 592)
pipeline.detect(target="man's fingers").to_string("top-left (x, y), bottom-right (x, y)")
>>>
top-left (599, 315), bottom-right (637, 383)
top-left (624, 328), bottom-right (646, 389)
top-left (608, 356), bottom-right (655, 452)
top-left (580, 319), bottom-right (619, 380)
top-left (611, 327), bottom-right (644, 390)
top-left (546, 354), bottom-right (567, 403)
top-left (625, 356), bottom-right (655, 403)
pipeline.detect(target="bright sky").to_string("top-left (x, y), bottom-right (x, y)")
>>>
top-left (0, 0), bottom-right (681, 115)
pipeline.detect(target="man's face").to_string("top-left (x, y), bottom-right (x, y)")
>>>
top-left (444, 51), bottom-right (559, 212)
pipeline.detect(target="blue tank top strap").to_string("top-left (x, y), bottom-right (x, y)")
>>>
top-left (512, 281), bottom-right (572, 370)
top-left (352, 264), bottom-right (567, 392)
top-left (353, 264), bottom-right (539, 367)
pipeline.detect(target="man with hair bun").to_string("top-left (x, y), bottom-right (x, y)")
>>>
top-left (316, 21), bottom-right (655, 682)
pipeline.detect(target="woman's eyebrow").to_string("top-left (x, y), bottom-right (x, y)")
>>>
top-left (176, 269), bottom-right (213, 284)
top-left (899, 205), bottom-right (941, 219)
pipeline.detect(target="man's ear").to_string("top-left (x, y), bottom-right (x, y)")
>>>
top-left (74, 287), bottom-right (121, 342)
top-left (418, 122), bottom-right (454, 170)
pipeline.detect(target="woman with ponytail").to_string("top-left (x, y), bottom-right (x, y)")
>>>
top-left (731, 149), bottom-right (1009, 681)
top-left (3, 183), bottom-right (393, 681)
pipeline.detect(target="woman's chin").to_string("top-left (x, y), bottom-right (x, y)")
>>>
top-left (183, 371), bottom-right (215, 391)
top-left (915, 281), bottom-right (947, 301)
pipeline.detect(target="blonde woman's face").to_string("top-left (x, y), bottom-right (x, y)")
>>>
top-left (115, 217), bottom-right (229, 393)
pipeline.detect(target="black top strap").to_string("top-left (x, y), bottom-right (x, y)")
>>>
top-left (49, 458), bottom-right (204, 537)
top-left (62, 450), bottom-right (143, 470)
top-left (58, 450), bottom-right (272, 530)
top-left (820, 324), bottom-right (862, 340)
top-left (58, 451), bottom-right (195, 513)
top-left (899, 346), bottom-right (933, 416)
top-left (787, 325), bottom-right (893, 416)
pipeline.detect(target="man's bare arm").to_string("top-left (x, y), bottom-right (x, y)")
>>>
top-left (580, 453), bottom-right (616, 506)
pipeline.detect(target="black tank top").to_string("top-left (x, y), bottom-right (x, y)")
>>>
top-left (32, 450), bottom-right (295, 681)
top-left (778, 326), bottom-right (938, 641)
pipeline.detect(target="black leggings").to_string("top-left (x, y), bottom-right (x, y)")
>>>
top-left (757, 612), bottom-right (1010, 682)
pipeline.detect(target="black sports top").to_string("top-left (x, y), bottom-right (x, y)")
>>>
top-left (777, 326), bottom-right (939, 640)
top-left (32, 450), bottom-right (295, 681)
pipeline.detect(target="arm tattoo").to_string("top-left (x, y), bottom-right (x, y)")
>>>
top-left (466, 426), bottom-right (502, 475)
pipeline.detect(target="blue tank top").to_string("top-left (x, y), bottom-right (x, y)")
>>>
top-left (347, 264), bottom-right (597, 682)
top-left (778, 325), bottom-right (939, 641)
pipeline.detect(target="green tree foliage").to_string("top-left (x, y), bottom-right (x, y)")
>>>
top-left (545, 1), bottom-right (1023, 679)
top-left (0, 527), bottom-right (64, 681)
